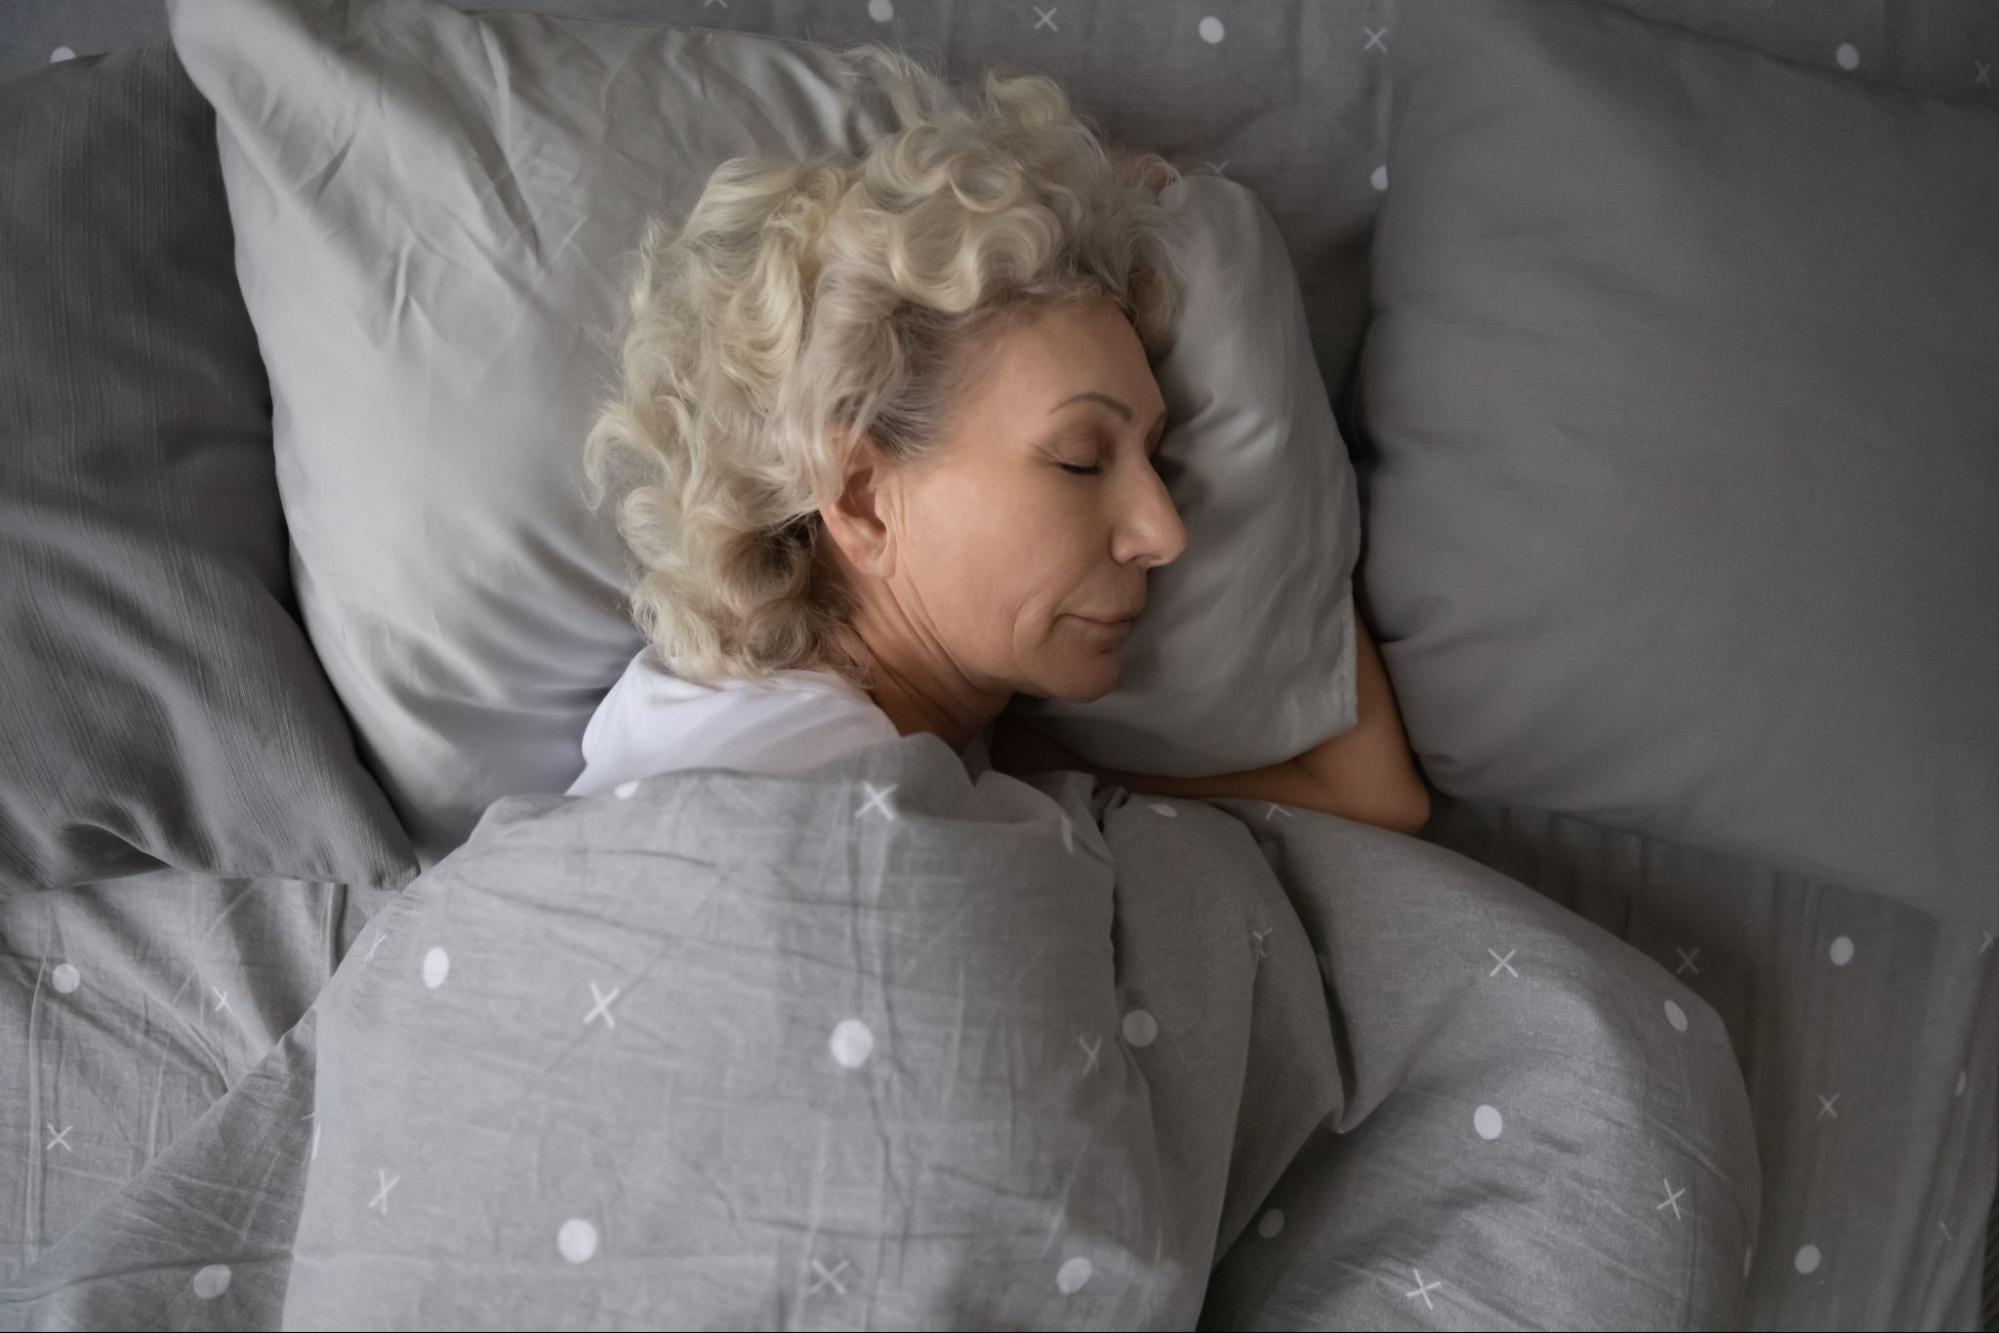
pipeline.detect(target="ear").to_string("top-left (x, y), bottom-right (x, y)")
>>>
top-left (816, 433), bottom-right (898, 581)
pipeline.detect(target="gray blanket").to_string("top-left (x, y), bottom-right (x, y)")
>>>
top-left (5, 736), bottom-right (1758, 1330)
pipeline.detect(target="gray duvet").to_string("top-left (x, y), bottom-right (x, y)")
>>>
top-left (7, 737), bottom-right (1756, 1329)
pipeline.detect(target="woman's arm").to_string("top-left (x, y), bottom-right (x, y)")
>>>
top-left (1288, 611), bottom-right (1432, 834)
top-left (990, 612), bottom-right (1433, 836)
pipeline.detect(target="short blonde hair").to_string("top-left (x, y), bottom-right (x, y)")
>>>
top-left (581, 43), bottom-right (1182, 690)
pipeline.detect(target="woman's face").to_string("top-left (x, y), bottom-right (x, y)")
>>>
top-left (847, 296), bottom-right (1187, 704)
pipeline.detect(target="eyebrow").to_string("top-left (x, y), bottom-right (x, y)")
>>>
top-left (1051, 390), bottom-right (1133, 421)
top-left (1050, 391), bottom-right (1170, 447)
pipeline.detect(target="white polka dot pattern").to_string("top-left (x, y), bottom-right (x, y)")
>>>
top-left (830, 1018), bottom-right (874, 1068)
top-left (558, 1218), bottom-right (599, 1263)
top-left (1121, 1008), bottom-right (1158, 1048)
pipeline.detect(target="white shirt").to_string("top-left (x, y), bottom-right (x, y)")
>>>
top-left (567, 648), bottom-right (994, 796)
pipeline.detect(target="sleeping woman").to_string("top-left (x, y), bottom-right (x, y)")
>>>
top-left (569, 46), bottom-right (1431, 838)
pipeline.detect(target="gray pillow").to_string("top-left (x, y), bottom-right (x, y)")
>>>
top-left (165, 0), bottom-right (900, 868)
top-left (0, 41), bottom-right (418, 893)
top-left (1355, 0), bottom-right (1999, 926)
top-left (167, 0), bottom-right (1360, 864)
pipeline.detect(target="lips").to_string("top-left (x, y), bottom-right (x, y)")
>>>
top-left (1077, 600), bottom-right (1144, 623)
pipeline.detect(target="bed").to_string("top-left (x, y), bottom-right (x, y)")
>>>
top-left (1, 1), bottom-right (1993, 1329)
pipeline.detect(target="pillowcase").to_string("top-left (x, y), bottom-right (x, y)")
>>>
top-left (166, 0), bottom-right (1361, 864)
top-left (1006, 175), bottom-right (1360, 777)
top-left (0, 40), bottom-right (419, 894)
top-left (1355, 0), bottom-right (1999, 926)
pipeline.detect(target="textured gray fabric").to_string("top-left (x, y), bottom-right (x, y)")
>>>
top-left (8, 0), bottom-right (1999, 401)
top-left (164, 0), bottom-right (1363, 867)
top-left (0, 871), bottom-right (386, 1278)
top-left (1354, 0), bottom-right (1999, 929)
top-left (0, 41), bottom-right (418, 893)
top-left (1420, 789), bottom-right (1999, 1331)
top-left (2, 741), bottom-right (1757, 1329)
top-left (0, 1006), bottom-right (325, 1323)
top-left (1988, 1183), bottom-right (1998, 1331)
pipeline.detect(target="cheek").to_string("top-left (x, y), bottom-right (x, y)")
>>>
top-left (943, 467), bottom-right (1059, 558)
top-left (900, 493), bottom-right (1004, 638)
top-left (919, 477), bottom-right (1095, 649)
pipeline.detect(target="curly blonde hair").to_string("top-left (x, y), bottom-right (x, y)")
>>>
top-left (581, 43), bottom-right (1183, 691)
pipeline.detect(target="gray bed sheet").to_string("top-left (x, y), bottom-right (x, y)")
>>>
top-left (7, 737), bottom-right (1760, 1329)
top-left (0, 877), bottom-right (389, 1270)
top-left (1422, 791), bottom-right (1999, 1330)
top-left (2, 0), bottom-right (1995, 1328)
top-left (3, 789), bottom-right (1987, 1329)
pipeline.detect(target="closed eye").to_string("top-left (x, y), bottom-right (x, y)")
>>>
top-left (1049, 408), bottom-right (1165, 477)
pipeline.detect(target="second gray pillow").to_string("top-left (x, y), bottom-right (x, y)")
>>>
top-left (1356, 0), bottom-right (1999, 926)
top-left (0, 41), bottom-right (417, 894)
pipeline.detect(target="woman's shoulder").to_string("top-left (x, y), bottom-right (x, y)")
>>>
top-left (570, 650), bottom-right (896, 796)
top-left (621, 647), bottom-right (859, 701)
top-left (614, 654), bottom-right (882, 737)
top-left (574, 646), bottom-right (992, 796)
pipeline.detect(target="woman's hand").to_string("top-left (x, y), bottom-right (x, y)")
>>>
top-left (989, 716), bottom-right (1093, 778)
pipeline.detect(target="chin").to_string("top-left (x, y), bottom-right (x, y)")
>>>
top-left (1041, 655), bottom-right (1122, 703)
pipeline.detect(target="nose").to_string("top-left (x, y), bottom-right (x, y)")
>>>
top-left (1112, 464), bottom-right (1187, 570)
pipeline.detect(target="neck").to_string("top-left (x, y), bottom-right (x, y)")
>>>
top-left (841, 607), bottom-right (1007, 753)
top-left (867, 659), bottom-right (999, 752)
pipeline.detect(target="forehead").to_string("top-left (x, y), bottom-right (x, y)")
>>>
top-left (968, 298), bottom-right (1164, 418)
